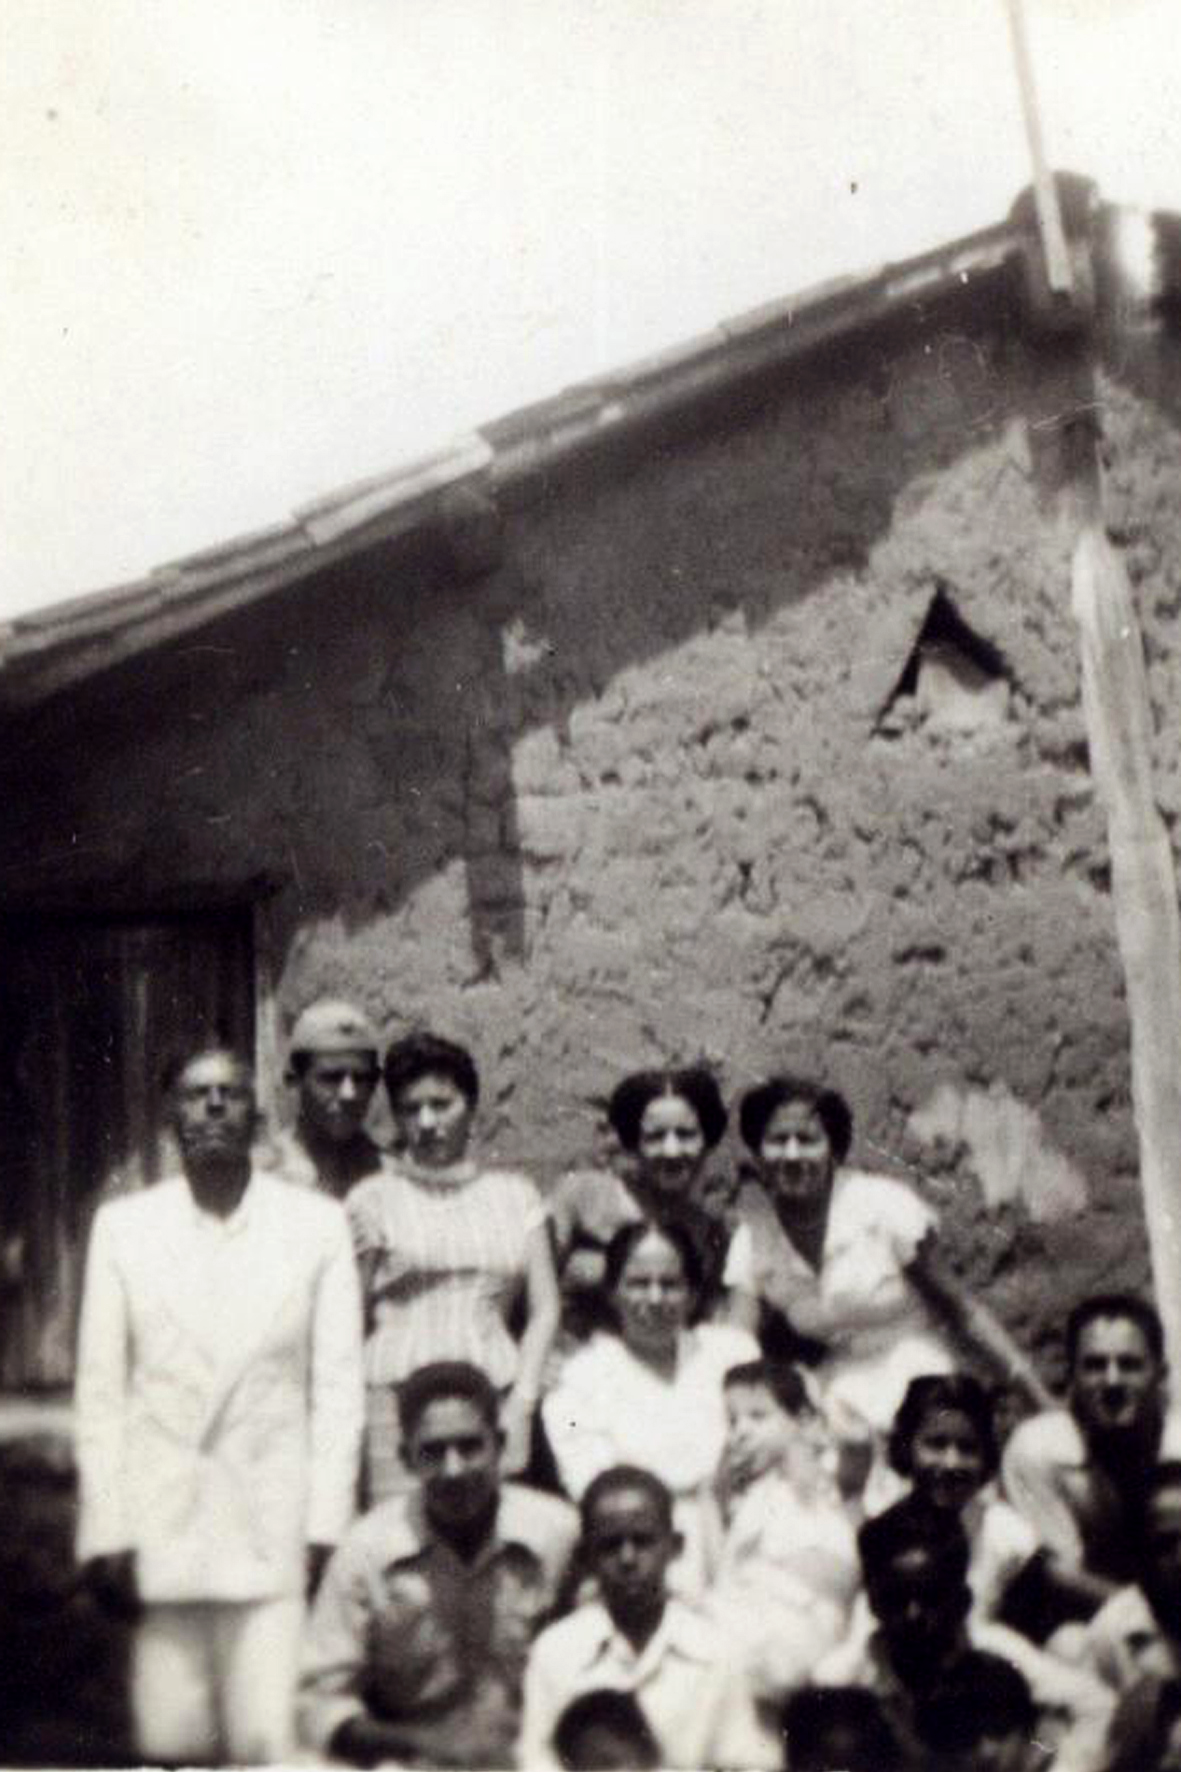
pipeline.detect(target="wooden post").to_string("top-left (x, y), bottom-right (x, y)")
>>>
top-left (1071, 494), bottom-right (1181, 1374)
top-left (1003, 0), bottom-right (1181, 1367)
top-left (1002, 0), bottom-right (1074, 296)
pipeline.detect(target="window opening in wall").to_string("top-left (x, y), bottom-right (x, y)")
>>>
top-left (877, 586), bottom-right (1010, 736)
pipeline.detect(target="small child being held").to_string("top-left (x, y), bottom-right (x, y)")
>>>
top-left (707, 1361), bottom-right (862, 1697)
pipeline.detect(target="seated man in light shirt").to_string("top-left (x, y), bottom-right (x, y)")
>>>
top-left (299, 1361), bottom-right (578, 1769)
top-left (1003, 1292), bottom-right (1181, 1631)
top-left (519, 1465), bottom-right (778, 1771)
top-left (1073, 1461), bottom-right (1181, 1765)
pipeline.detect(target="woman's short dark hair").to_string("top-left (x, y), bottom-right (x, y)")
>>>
top-left (601, 1217), bottom-right (705, 1300)
top-left (738, 1074), bottom-right (853, 1161)
top-left (383, 1032), bottom-right (480, 1109)
top-left (888, 1372), bottom-right (1000, 1481)
top-left (607, 1067), bottom-right (727, 1154)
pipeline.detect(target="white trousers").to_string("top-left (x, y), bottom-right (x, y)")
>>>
top-left (132, 1594), bottom-right (304, 1766)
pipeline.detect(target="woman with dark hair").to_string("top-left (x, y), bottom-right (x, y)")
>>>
top-left (727, 1074), bottom-right (1051, 1438)
top-left (346, 1031), bottom-right (559, 1502)
top-left (549, 1065), bottom-right (734, 1336)
top-left (542, 1218), bottom-right (757, 1593)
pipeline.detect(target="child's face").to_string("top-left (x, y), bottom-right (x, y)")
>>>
top-left (910, 1407), bottom-right (987, 1512)
top-left (585, 1486), bottom-right (678, 1617)
top-left (724, 1381), bottom-right (794, 1481)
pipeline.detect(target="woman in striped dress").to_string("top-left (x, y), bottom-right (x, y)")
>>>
top-left (346, 1032), bottom-right (560, 1504)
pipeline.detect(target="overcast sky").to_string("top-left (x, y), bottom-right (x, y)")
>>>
top-left (2, 0), bottom-right (1176, 620)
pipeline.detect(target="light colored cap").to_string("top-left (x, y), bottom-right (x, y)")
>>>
top-left (288, 998), bottom-right (380, 1058)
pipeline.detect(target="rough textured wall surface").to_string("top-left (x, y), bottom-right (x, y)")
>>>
top-left (5, 295), bottom-right (1181, 1369)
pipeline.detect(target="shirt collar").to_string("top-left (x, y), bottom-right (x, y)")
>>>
top-left (182, 1170), bottom-right (262, 1238)
top-left (385, 1486), bottom-right (550, 1574)
top-left (572, 1599), bottom-right (717, 1678)
top-left (391, 1154), bottom-right (479, 1191)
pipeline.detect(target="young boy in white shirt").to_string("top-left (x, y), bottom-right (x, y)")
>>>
top-left (519, 1465), bottom-right (777, 1770)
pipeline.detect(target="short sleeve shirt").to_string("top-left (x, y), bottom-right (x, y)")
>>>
top-left (346, 1164), bottom-right (549, 1389)
top-left (724, 1169), bottom-right (950, 1431)
top-left (520, 1599), bottom-right (778, 1770)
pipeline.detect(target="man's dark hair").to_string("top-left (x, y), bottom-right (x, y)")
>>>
top-left (912, 1650), bottom-right (1036, 1753)
top-left (1065, 1292), bottom-right (1164, 1370)
top-left (580, 1465), bottom-right (674, 1537)
top-left (399, 1361), bottom-right (500, 1440)
top-left (888, 1371), bottom-right (1000, 1480)
top-left (160, 1045), bottom-right (254, 1099)
top-left (606, 1067), bottom-right (727, 1154)
top-left (781, 1686), bottom-right (903, 1772)
top-left (723, 1358), bottom-right (810, 1418)
top-left (601, 1217), bottom-right (705, 1301)
top-left (737, 1074), bottom-right (853, 1162)
top-left (383, 1032), bottom-right (480, 1109)
top-left (858, 1495), bottom-right (971, 1591)
top-left (552, 1690), bottom-right (660, 1771)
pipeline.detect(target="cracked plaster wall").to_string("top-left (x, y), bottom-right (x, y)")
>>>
top-left (6, 308), bottom-right (1181, 1361)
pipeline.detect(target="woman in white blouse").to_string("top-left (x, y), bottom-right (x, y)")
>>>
top-left (726, 1075), bottom-right (1052, 1439)
top-left (542, 1217), bottom-right (757, 1593)
top-left (346, 1033), bottom-right (559, 1502)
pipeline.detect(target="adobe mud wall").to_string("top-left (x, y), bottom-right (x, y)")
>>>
top-left (5, 295), bottom-right (1181, 1367)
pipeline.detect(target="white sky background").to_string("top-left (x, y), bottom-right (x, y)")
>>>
top-left (1, 0), bottom-right (1176, 620)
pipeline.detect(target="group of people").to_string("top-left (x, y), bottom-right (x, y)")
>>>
top-left (71, 998), bottom-right (1181, 1769)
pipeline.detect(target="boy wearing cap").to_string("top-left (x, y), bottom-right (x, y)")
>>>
top-left (266, 998), bottom-right (388, 1199)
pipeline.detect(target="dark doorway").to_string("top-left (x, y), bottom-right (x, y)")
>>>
top-left (0, 908), bottom-right (255, 1388)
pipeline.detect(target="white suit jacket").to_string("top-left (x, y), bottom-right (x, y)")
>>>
top-left (75, 1171), bottom-right (364, 1603)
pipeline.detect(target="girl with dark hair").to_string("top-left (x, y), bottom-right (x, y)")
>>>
top-left (541, 1219), bottom-right (757, 1595)
top-left (346, 1031), bottom-right (559, 1502)
top-left (549, 1065), bottom-right (734, 1339)
top-left (726, 1073), bottom-right (1052, 1439)
top-left (886, 1372), bottom-right (1041, 1629)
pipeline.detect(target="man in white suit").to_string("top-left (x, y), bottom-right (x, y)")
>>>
top-left (75, 1045), bottom-right (364, 1766)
